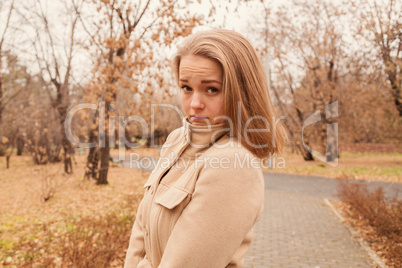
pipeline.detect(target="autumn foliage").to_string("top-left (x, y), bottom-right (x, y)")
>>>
top-left (79, 0), bottom-right (201, 184)
top-left (337, 180), bottom-right (402, 267)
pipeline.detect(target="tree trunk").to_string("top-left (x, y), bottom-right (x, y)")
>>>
top-left (85, 109), bottom-right (100, 180)
top-left (383, 54), bottom-right (402, 116)
top-left (6, 154), bottom-right (10, 169)
top-left (391, 83), bottom-right (402, 116)
top-left (86, 146), bottom-right (99, 180)
top-left (57, 100), bottom-right (73, 173)
top-left (0, 78), bottom-right (3, 124)
top-left (17, 135), bottom-right (24, 155)
top-left (326, 122), bottom-right (338, 162)
top-left (296, 134), bottom-right (314, 161)
top-left (85, 131), bottom-right (99, 180)
top-left (317, 119), bottom-right (327, 155)
top-left (62, 136), bottom-right (73, 174)
top-left (97, 143), bottom-right (110, 185)
top-left (297, 143), bottom-right (314, 161)
top-left (97, 101), bottom-right (110, 185)
top-left (5, 133), bottom-right (16, 168)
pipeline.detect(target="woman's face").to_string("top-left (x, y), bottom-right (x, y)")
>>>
top-left (179, 54), bottom-right (224, 126)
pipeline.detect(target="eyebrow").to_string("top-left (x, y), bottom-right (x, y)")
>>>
top-left (180, 79), bottom-right (222, 85)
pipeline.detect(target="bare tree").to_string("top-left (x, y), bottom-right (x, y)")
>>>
top-left (257, 0), bottom-right (345, 160)
top-left (21, 0), bottom-right (84, 173)
top-left (0, 51), bottom-right (32, 164)
top-left (0, 0), bottom-right (15, 124)
top-left (350, 0), bottom-right (402, 116)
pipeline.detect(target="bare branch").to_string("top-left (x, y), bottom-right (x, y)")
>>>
top-left (134, 0), bottom-right (151, 29)
top-left (0, 1), bottom-right (14, 52)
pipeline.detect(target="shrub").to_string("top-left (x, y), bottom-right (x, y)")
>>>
top-left (337, 179), bottom-right (402, 267)
top-left (15, 211), bottom-right (134, 267)
top-left (1, 194), bottom-right (140, 267)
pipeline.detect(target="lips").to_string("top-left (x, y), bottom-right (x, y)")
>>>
top-left (190, 115), bottom-right (209, 123)
top-left (191, 115), bottom-right (208, 120)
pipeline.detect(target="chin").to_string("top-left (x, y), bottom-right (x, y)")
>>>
top-left (189, 116), bottom-right (210, 125)
top-left (191, 121), bottom-right (208, 125)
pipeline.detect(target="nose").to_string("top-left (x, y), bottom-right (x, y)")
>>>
top-left (190, 92), bottom-right (204, 110)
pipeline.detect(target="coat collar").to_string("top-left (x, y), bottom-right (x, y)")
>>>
top-left (143, 117), bottom-right (229, 189)
top-left (182, 117), bottom-right (228, 155)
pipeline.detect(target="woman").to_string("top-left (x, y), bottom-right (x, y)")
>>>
top-left (124, 29), bottom-right (286, 268)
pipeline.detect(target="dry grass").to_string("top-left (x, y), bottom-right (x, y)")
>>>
top-left (333, 180), bottom-right (402, 268)
top-left (0, 155), bottom-right (149, 267)
top-left (1, 147), bottom-right (400, 266)
top-left (265, 152), bottom-right (402, 183)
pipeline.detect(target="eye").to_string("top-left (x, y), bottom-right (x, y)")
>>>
top-left (181, 86), bottom-right (192, 92)
top-left (206, 87), bottom-right (219, 94)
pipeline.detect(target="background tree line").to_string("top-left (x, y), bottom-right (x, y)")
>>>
top-left (0, 0), bottom-right (400, 183)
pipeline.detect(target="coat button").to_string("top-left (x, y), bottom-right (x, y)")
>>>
top-left (144, 225), bottom-right (149, 236)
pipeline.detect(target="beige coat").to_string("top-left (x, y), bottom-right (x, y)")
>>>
top-left (124, 119), bottom-right (264, 268)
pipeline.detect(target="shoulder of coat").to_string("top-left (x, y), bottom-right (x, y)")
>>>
top-left (211, 135), bottom-right (258, 159)
top-left (201, 136), bottom-right (263, 174)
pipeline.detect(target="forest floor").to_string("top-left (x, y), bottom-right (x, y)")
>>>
top-left (0, 144), bottom-right (400, 266)
top-left (0, 155), bottom-right (149, 267)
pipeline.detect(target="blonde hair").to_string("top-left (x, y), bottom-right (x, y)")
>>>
top-left (173, 29), bottom-right (286, 158)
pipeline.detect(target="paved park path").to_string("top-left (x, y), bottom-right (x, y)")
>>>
top-left (120, 156), bottom-right (402, 267)
top-left (244, 173), bottom-right (401, 268)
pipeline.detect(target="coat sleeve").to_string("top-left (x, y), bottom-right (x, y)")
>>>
top-left (158, 153), bottom-right (264, 268)
top-left (124, 198), bottom-right (151, 268)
